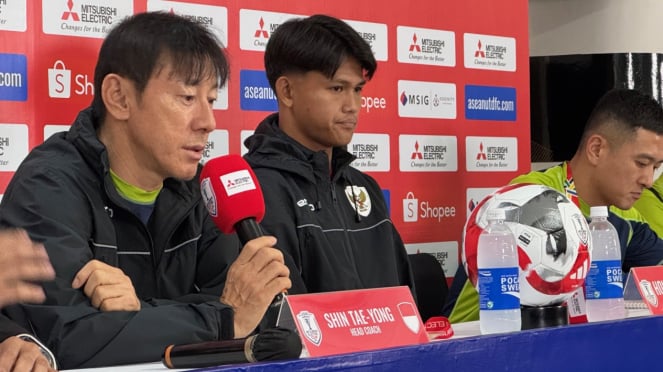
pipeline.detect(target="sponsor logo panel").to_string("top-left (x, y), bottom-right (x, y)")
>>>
top-left (396, 26), bottom-right (455, 67)
top-left (213, 83), bottom-right (229, 111)
top-left (0, 0), bottom-right (27, 31)
top-left (43, 124), bottom-right (71, 141)
top-left (402, 192), bottom-right (457, 223)
top-left (465, 85), bottom-right (516, 121)
top-left (42, 0), bottom-right (134, 38)
top-left (147, 0), bottom-right (228, 47)
top-left (466, 136), bottom-right (518, 171)
top-left (239, 9), bottom-right (302, 52)
top-left (361, 94), bottom-right (387, 113)
top-left (397, 80), bottom-right (456, 119)
top-left (344, 19), bottom-right (388, 61)
top-left (0, 123), bottom-right (28, 171)
top-left (382, 189), bottom-right (391, 216)
top-left (399, 134), bottom-right (457, 172)
top-left (466, 187), bottom-right (497, 220)
top-left (463, 33), bottom-right (516, 72)
top-left (148, 1), bottom-right (229, 110)
top-left (239, 70), bottom-right (277, 112)
top-left (0, 53), bottom-right (27, 101)
top-left (47, 60), bottom-right (93, 99)
top-left (349, 133), bottom-right (390, 172)
top-left (201, 130), bottom-right (229, 164)
top-left (240, 130), bottom-right (254, 156)
top-left (405, 241), bottom-right (458, 278)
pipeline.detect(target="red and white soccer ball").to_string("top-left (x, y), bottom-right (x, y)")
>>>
top-left (463, 183), bottom-right (592, 306)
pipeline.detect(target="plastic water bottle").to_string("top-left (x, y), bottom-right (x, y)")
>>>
top-left (585, 206), bottom-right (625, 322)
top-left (478, 208), bottom-right (521, 334)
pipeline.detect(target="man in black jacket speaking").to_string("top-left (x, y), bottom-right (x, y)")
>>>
top-left (0, 12), bottom-right (290, 369)
top-left (244, 15), bottom-right (414, 296)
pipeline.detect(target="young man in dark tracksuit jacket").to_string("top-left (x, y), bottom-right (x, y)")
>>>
top-left (0, 13), bottom-right (290, 369)
top-left (245, 114), bottom-right (414, 293)
top-left (244, 15), bottom-right (414, 296)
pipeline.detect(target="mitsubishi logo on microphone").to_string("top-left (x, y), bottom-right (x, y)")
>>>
top-left (221, 170), bottom-right (256, 196)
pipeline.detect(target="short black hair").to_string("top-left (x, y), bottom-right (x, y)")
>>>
top-left (579, 88), bottom-right (663, 148)
top-left (264, 14), bottom-right (377, 91)
top-left (92, 11), bottom-right (229, 122)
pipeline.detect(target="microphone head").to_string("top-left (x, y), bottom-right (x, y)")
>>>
top-left (251, 327), bottom-right (302, 362)
top-left (200, 154), bottom-right (265, 234)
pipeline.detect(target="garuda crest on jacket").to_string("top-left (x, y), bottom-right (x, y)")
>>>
top-left (345, 185), bottom-right (371, 217)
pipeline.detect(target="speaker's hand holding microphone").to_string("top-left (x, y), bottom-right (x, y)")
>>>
top-left (199, 155), bottom-right (291, 338)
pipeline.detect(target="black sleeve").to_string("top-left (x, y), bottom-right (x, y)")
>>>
top-left (0, 312), bottom-right (27, 342)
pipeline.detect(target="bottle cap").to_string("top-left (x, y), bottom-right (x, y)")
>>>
top-left (589, 206), bottom-right (608, 218)
top-left (485, 208), bottom-right (506, 221)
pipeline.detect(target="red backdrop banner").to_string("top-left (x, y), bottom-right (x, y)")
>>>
top-left (0, 0), bottom-right (530, 280)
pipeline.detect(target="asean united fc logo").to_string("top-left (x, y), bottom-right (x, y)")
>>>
top-left (639, 280), bottom-right (658, 307)
top-left (200, 177), bottom-right (217, 217)
top-left (296, 311), bottom-right (322, 346)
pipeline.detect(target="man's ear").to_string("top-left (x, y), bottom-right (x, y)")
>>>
top-left (101, 73), bottom-right (132, 121)
top-left (585, 133), bottom-right (607, 165)
top-left (274, 76), bottom-right (294, 108)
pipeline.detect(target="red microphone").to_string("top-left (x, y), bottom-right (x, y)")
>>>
top-left (200, 155), bottom-right (286, 328)
top-left (200, 154), bottom-right (265, 245)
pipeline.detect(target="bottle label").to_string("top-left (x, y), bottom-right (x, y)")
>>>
top-left (585, 260), bottom-right (623, 300)
top-left (478, 267), bottom-right (520, 310)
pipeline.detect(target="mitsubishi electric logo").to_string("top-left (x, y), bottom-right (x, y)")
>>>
top-left (148, 1), bottom-right (228, 47)
top-left (0, 123), bottom-right (29, 171)
top-left (348, 133), bottom-right (390, 172)
top-left (463, 33), bottom-right (516, 72)
top-left (474, 40), bottom-right (485, 58)
top-left (397, 26), bottom-right (455, 67)
top-left (345, 19), bottom-right (388, 61)
top-left (239, 9), bottom-right (301, 51)
top-left (254, 17), bottom-right (269, 38)
top-left (399, 134), bottom-right (458, 172)
top-left (476, 143), bottom-right (487, 160)
top-left (465, 136), bottom-right (518, 172)
top-left (0, 0), bottom-right (27, 32)
top-left (61, 0), bottom-right (80, 20)
top-left (409, 34), bottom-right (421, 52)
top-left (411, 141), bottom-right (423, 160)
top-left (43, 0), bottom-right (133, 38)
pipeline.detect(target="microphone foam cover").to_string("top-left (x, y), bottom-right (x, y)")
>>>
top-left (200, 154), bottom-right (265, 234)
top-left (252, 327), bottom-right (302, 362)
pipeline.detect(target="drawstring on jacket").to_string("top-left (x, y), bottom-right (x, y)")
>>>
top-left (346, 178), bottom-right (362, 223)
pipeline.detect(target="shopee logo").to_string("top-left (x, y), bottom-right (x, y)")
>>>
top-left (403, 192), bottom-right (418, 222)
top-left (48, 61), bottom-right (70, 98)
top-left (47, 60), bottom-right (93, 99)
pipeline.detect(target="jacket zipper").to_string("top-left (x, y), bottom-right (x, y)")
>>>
top-left (329, 181), bottom-right (363, 287)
